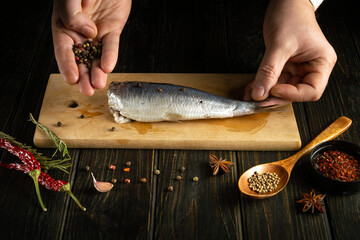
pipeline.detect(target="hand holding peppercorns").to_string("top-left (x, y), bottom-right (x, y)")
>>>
top-left (51, 0), bottom-right (131, 96)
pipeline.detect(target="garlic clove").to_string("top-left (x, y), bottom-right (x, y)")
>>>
top-left (91, 172), bottom-right (114, 193)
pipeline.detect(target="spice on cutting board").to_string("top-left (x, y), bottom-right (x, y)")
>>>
top-left (314, 149), bottom-right (360, 182)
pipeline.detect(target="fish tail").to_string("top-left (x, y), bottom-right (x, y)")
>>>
top-left (255, 97), bottom-right (290, 112)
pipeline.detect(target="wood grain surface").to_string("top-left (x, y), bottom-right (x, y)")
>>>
top-left (0, 0), bottom-right (359, 240)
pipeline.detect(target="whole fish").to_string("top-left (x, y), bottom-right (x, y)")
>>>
top-left (107, 81), bottom-right (281, 123)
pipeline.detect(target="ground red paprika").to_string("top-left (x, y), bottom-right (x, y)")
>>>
top-left (314, 149), bottom-right (360, 182)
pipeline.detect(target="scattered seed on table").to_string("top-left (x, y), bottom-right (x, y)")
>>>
top-left (155, 169), bottom-right (161, 175)
top-left (123, 168), bottom-right (130, 172)
top-left (126, 161), bottom-right (132, 166)
top-left (168, 186), bottom-right (174, 192)
top-left (125, 179), bottom-right (131, 184)
top-left (80, 114), bottom-right (85, 119)
top-left (176, 175), bottom-right (182, 181)
top-left (140, 178), bottom-right (147, 183)
top-left (110, 127), bottom-right (116, 132)
top-left (108, 165), bottom-right (116, 170)
top-left (180, 167), bottom-right (186, 172)
top-left (192, 176), bottom-right (199, 182)
top-left (111, 178), bottom-right (117, 184)
top-left (85, 166), bottom-right (90, 171)
top-left (57, 121), bottom-right (62, 127)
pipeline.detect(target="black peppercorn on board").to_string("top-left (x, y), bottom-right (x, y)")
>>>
top-left (33, 73), bottom-right (301, 150)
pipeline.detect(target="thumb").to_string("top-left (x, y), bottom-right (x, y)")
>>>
top-left (59, 0), bottom-right (98, 39)
top-left (252, 45), bottom-right (291, 101)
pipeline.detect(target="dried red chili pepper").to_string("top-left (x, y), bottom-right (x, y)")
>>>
top-left (38, 172), bottom-right (86, 211)
top-left (0, 139), bottom-right (46, 211)
top-left (0, 139), bottom-right (85, 211)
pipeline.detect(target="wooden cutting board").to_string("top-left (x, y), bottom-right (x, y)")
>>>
top-left (33, 73), bottom-right (301, 150)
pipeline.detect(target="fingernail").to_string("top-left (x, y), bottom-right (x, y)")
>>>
top-left (82, 26), bottom-right (95, 38)
top-left (252, 85), bottom-right (265, 98)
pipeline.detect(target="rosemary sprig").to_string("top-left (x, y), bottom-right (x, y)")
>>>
top-left (29, 113), bottom-right (70, 159)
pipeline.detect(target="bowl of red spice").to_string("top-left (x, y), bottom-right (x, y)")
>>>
top-left (310, 141), bottom-right (360, 195)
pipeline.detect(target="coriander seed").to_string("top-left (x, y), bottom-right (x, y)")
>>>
top-left (155, 169), bottom-right (160, 175)
top-left (192, 176), bottom-right (199, 182)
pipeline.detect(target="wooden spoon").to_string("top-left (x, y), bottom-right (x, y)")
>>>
top-left (238, 116), bottom-right (352, 199)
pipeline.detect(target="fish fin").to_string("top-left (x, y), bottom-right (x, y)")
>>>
top-left (164, 113), bottom-right (183, 122)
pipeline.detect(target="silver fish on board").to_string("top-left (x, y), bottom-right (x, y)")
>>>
top-left (107, 81), bottom-right (282, 123)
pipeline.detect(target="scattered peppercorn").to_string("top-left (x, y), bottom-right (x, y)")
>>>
top-left (126, 161), bottom-right (132, 166)
top-left (176, 175), bottom-right (182, 181)
top-left (123, 168), bottom-right (130, 172)
top-left (125, 179), bottom-right (131, 184)
top-left (192, 176), bottom-right (199, 182)
top-left (85, 166), bottom-right (90, 171)
top-left (73, 40), bottom-right (102, 69)
top-left (180, 167), bottom-right (186, 172)
top-left (57, 121), bottom-right (62, 127)
top-left (155, 169), bottom-right (161, 175)
top-left (111, 178), bottom-right (117, 184)
top-left (80, 114), bottom-right (85, 119)
top-left (140, 178), bottom-right (147, 183)
top-left (110, 127), bottom-right (116, 132)
top-left (108, 165), bottom-right (116, 170)
top-left (168, 186), bottom-right (174, 192)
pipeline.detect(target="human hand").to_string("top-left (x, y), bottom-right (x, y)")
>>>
top-left (244, 0), bottom-right (337, 102)
top-left (52, 0), bottom-right (131, 96)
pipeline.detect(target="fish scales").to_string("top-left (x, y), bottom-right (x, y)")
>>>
top-left (107, 81), bottom-right (266, 123)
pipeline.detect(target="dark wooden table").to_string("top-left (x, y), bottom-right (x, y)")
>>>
top-left (1, 0), bottom-right (359, 239)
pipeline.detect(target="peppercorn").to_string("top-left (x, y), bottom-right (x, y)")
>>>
top-left (192, 176), bottom-right (199, 182)
top-left (110, 127), bottom-right (116, 132)
top-left (111, 178), bottom-right (117, 184)
top-left (126, 161), bottom-right (131, 166)
top-left (155, 169), bottom-right (160, 175)
top-left (168, 186), bottom-right (174, 192)
top-left (73, 40), bottom-right (102, 69)
top-left (140, 178), bottom-right (147, 183)
top-left (125, 179), bottom-right (131, 184)
top-left (80, 114), bottom-right (85, 119)
top-left (180, 167), bottom-right (186, 172)
top-left (57, 121), bottom-right (62, 127)
top-left (84, 166), bottom-right (90, 171)
top-left (176, 175), bottom-right (182, 181)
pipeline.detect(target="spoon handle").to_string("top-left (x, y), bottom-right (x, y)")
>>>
top-left (293, 116), bottom-right (352, 160)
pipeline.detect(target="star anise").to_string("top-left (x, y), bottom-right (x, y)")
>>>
top-left (296, 189), bottom-right (326, 213)
top-left (209, 154), bottom-right (234, 175)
